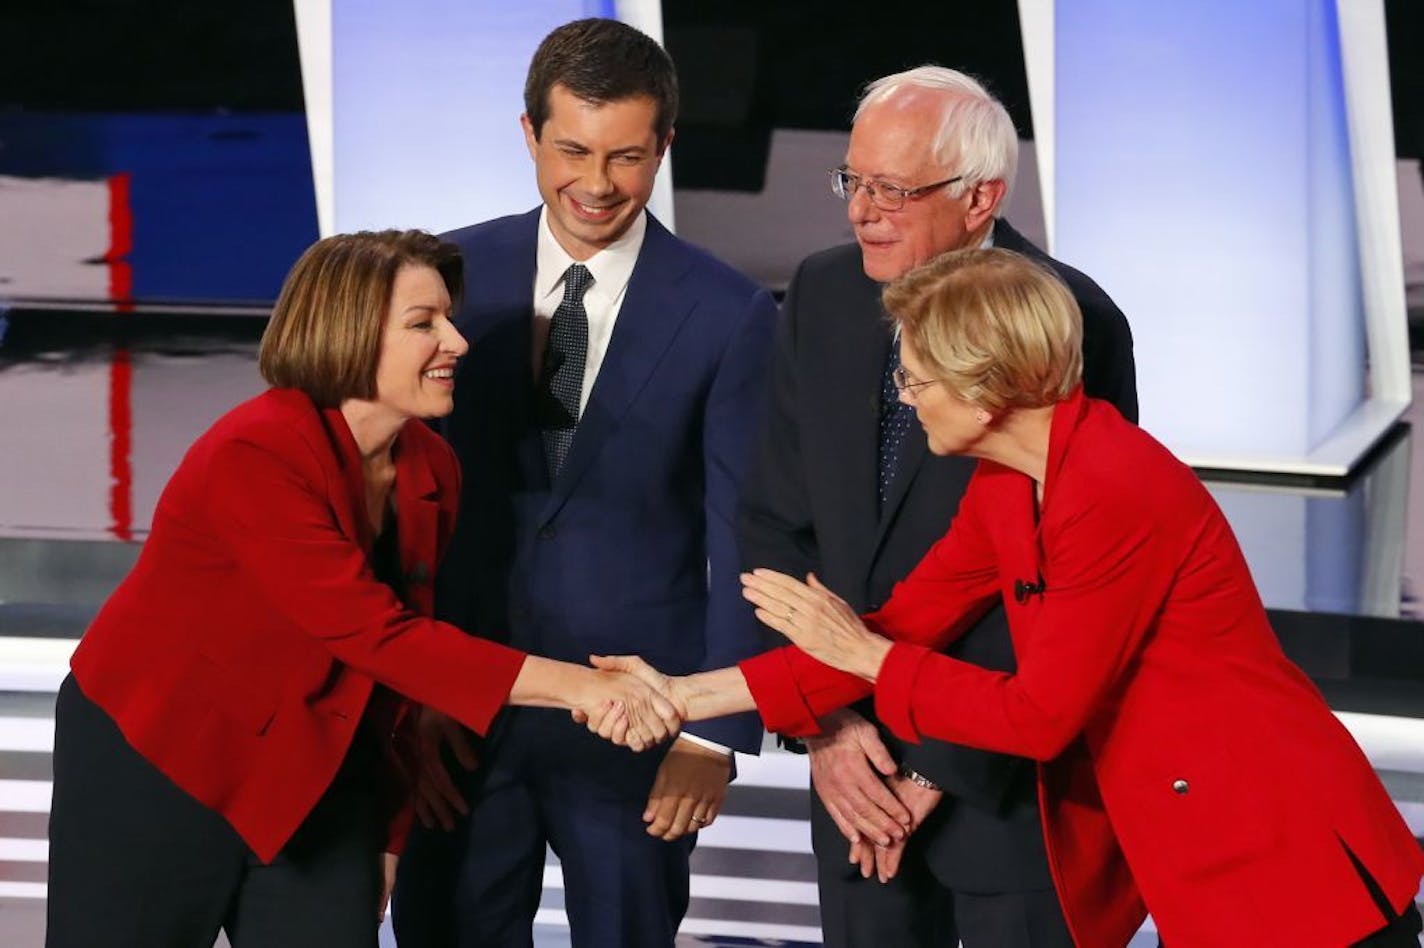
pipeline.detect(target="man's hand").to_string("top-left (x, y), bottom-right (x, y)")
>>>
top-left (806, 708), bottom-right (912, 849)
top-left (643, 737), bottom-right (732, 840)
top-left (412, 707), bottom-right (478, 831)
top-left (850, 771), bottom-right (944, 882)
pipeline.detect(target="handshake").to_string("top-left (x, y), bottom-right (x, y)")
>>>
top-left (570, 655), bottom-right (690, 753)
top-left (569, 567), bottom-right (889, 753)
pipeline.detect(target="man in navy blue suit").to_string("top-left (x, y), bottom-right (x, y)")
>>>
top-left (392, 18), bottom-right (776, 948)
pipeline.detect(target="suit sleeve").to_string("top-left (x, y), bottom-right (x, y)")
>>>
top-left (740, 472), bottom-right (1000, 736)
top-left (690, 285), bottom-right (779, 753)
top-left (875, 487), bottom-right (1182, 760)
top-left (1078, 288), bottom-right (1138, 424)
top-left (736, 263), bottom-right (821, 587)
top-left (205, 434), bottom-right (526, 737)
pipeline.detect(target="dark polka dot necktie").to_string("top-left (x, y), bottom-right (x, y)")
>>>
top-left (877, 342), bottom-right (914, 509)
top-left (540, 263), bottom-right (594, 479)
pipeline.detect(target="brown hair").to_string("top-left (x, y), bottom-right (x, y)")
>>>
top-left (883, 248), bottom-right (1082, 412)
top-left (259, 230), bottom-right (462, 408)
top-left (524, 18), bottom-right (678, 143)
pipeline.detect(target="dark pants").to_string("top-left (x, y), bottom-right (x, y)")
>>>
top-left (814, 854), bottom-right (1072, 948)
top-left (1345, 844), bottom-right (1424, 948)
top-left (1353, 905), bottom-right (1424, 948)
top-left (46, 674), bottom-right (383, 948)
top-left (812, 777), bottom-right (1072, 948)
top-left (393, 707), bottom-right (694, 948)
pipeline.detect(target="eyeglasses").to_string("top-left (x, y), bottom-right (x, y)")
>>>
top-left (891, 365), bottom-right (942, 400)
top-left (829, 168), bottom-right (964, 211)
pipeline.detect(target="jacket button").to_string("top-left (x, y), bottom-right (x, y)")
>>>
top-left (538, 525), bottom-right (556, 539)
top-left (1172, 779), bottom-right (1189, 795)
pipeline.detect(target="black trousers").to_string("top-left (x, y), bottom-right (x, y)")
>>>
top-left (814, 854), bottom-right (1073, 948)
top-left (46, 674), bottom-right (384, 948)
top-left (1344, 845), bottom-right (1424, 948)
top-left (394, 707), bottom-right (695, 948)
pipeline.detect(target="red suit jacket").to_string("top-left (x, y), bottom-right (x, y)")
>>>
top-left (742, 388), bottom-right (1424, 947)
top-left (70, 388), bottom-right (526, 862)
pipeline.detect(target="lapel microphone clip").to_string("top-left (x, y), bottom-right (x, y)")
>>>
top-left (1014, 573), bottom-right (1046, 604)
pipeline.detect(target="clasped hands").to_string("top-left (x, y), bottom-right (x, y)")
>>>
top-left (578, 567), bottom-right (886, 747)
top-left (742, 569), bottom-right (926, 882)
top-left (570, 656), bottom-right (687, 750)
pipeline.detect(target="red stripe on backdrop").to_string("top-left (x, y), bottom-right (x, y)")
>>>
top-left (106, 172), bottom-right (134, 313)
top-left (108, 348), bottom-right (134, 542)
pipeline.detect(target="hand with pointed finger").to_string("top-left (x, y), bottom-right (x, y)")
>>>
top-left (739, 570), bottom-right (892, 680)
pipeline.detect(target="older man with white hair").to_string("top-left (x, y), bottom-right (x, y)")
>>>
top-left (737, 66), bottom-right (1137, 947)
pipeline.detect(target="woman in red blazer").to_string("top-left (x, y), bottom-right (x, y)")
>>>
top-left (609, 248), bottom-right (1424, 946)
top-left (47, 230), bottom-right (680, 948)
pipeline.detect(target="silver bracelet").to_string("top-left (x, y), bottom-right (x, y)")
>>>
top-left (898, 764), bottom-right (941, 792)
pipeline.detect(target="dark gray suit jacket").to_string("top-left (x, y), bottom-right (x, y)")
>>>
top-left (737, 220), bottom-right (1137, 889)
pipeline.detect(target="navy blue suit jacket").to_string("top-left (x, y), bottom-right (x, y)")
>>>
top-left (437, 209), bottom-right (774, 753)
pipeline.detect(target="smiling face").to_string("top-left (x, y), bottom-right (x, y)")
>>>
top-left (846, 89), bottom-right (997, 283)
top-left (897, 336), bottom-right (985, 457)
top-left (522, 83), bottom-right (669, 261)
top-left (373, 264), bottom-right (467, 421)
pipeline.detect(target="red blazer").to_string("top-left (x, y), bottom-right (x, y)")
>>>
top-left (743, 388), bottom-right (1424, 947)
top-left (70, 388), bottom-right (526, 862)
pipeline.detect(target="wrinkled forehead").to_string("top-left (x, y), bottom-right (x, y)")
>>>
top-left (846, 95), bottom-right (949, 179)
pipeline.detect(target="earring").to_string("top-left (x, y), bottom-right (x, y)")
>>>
top-left (975, 409), bottom-right (991, 426)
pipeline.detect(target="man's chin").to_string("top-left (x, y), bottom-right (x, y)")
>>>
top-left (857, 246), bottom-right (903, 283)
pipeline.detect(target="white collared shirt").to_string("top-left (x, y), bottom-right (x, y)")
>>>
top-left (532, 207), bottom-right (647, 413)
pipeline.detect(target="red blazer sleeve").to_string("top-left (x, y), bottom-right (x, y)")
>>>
top-left (207, 434), bottom-right (525, 737)
top-left (875, 486), bottom-right (1184, 760)
top-left (740, 471), bottom-right (1000, 735)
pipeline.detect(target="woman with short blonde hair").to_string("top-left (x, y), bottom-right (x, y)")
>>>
top-left (886, 247), bottom-right (1082, 412)
top-left (612, 248), bottom-right (1424, 946)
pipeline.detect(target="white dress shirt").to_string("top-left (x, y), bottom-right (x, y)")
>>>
top-left (532, 207), bottom-right (645, 412)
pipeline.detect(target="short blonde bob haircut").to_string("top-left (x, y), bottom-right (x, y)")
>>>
top-left (883, 247), bottom-right (1082, 412)
top-left (259, 229), bottom-right (463, 408)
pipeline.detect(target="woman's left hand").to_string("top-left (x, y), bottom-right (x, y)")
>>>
top-left (740, 570), bottom-right (892, 681)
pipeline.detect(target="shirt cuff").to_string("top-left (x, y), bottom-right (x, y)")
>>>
top-left (677, 732), bottom-right (733, 757)
top-left (738, 649), bottom-right (824, 737)
top-left (874, 642), bottom-right (936, 743)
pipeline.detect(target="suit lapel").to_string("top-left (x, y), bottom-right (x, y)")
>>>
top-left (874, 421), bottom-right (927, 550)
top-left (457, 209), bottom-right (548, 493)
top-left (318, 404), bottom-right (372, 554)
top-left (538, 216), bottom-right (694, 524)
top-left (393, 425), bottom-right (439, 615)
top-left (814, 265), bottom-right (893, 584)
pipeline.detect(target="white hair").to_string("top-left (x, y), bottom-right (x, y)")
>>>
top-left (855, 65), bottom-right (1019, 215)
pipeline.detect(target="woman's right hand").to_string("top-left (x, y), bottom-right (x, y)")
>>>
top-left (573, 661), bottom-right (686, 752)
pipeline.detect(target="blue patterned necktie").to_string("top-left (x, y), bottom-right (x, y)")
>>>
top-left (540, 263), bottom-right (594, 479)
top-left (877, 342), bottom-right (914, 508)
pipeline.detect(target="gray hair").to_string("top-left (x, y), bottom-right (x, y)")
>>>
top-left (855, 66), bottom-right (1019, 215)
